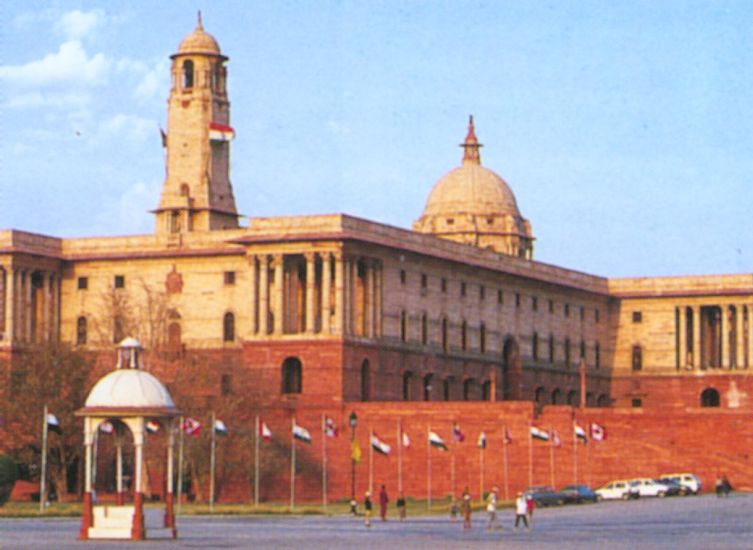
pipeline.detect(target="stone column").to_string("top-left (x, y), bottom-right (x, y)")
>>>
top-left (0, 267), bottom-right (6, 341)
top-left (259, 255), bottom-right (270, 335)
top-left (25, 270), bottom-right (32, 342)
top-left (678, 306), bottom-right (687, 370)
top-left (375, 262), bottom-right (383, 337)
top-left (721, 306), bottom-right (729, 369)
top-left (248, 255), bottom-right (258, 335)
top-left (42, 273), bottom-right (51, 342)
top-left (305, 252), bottom-right (316, 334)
top-left (79, 418), bottom-right (94, 540)
top-left (692, 306), bottom-right (701, 368)
top-left (735, 306), bottom-right (744, 369)
top-left (132, 423), bottom-right (145, 540)
top-left (6, 267), bottom-right (15, 342)
top-left (165, 425), bottom-right (176, 537)
top-left (343, 257), bottom-right (351, 336)
top-left (366, 261), bottom-right (375, 338)
top-left (51, 273), bottom-right (60, 343)
top-left (273, 254), bottom-right (284, 335)
top-left (115, 435), bottom-right (124, 505)
top-left (334, 253), bottom-right (344, 335)
top-left (321, 253), bottom-right (332, 334)
top-left (351, 259), bottom-right (359, 335)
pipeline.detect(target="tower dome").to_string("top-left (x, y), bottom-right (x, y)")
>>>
top-left (413, 117), bottom-right (534, 259)
top-left (175, 12), bottom-right (222, 57)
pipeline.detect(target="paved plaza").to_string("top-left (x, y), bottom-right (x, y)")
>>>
top-left (1, 494), bottom-right (752, 549)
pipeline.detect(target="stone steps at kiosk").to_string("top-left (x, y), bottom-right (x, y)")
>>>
top-left (88, 505), bottom-right (173, 540)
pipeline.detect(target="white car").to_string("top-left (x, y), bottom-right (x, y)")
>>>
top-left (629, 478), bottom-right (671, 497)
top-left (659, 473), bottom-right (702, 495)
top-left (595, 480), bottom-right (639, 500)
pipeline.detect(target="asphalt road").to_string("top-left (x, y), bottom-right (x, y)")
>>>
top-left (1, 494), bottom-right (751, 549)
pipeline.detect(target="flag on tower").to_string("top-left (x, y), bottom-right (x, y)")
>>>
top-left (590, 422), bottom-right (607, 441)
top-left (324, 417), bottom-right (338, 438)
top-left (293, 422), bottom-right (312, 443)
top-left (209, 122), bottom-right (235, 142)
top-left (214, 419), bottom-right (228, 436)
top-left (574, 424), bottom-right (588, 444)
top-left (182, 417), bottom-right (201, 436)
top-left (47, 414), bottom-right (62, 434)
top-left (452, 423), bottom-right (466, 443)
top-left (530, 426), bottom-right (550, 442)
top-left (371, 432), bottom-right (392, 455)
top-left (429, 431), bottom-right (448, 451)
top-left (477, 431), bottom-right (487, 449)
top-left (260, 421), bottom-right (273, 441)
top-left (401, 430), bottom-right (411, 449)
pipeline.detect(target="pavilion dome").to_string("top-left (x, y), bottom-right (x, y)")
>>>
top-left (85, 369), bottom-right (176, 410)
top-left (413, 116), bottom-right (534, 259)
top-left (176, 13), bottom-right (221, 56)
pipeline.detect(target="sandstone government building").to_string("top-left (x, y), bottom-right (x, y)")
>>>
top-left (2, 18), bottom-right (752, 502)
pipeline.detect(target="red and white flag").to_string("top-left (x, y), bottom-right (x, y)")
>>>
top-left (209, 122), bottom-right (235, 142)
top-left (590, 422), bottom-right (607, 441)
top-left (324, 417), bottom-right (338, 438)
top-left (401, 430), bottom-right (411, 449)
top-left (551, 430), bottom-right (562, 447)
top-left (182, 417), bottom-right (201, 436)
top-left (503, 426), bottom-right (513, 444)
top-left (260, 421), bottom-right (273, 441)
top-left (371, 432), bottom-right (392, 455)
top-left (146, 420), bottom-right (160, 434)
top-left (452, 423), bottom-right (466, 443)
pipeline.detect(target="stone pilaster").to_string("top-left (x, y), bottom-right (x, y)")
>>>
top-left (273, 254), bottom-right (284, 335)
top-left (259, 255), bottom-right (270, 335)
top-left (321, 252), bottom-right (332, 334)
top-left (305, 252), bottom-right (316, 334)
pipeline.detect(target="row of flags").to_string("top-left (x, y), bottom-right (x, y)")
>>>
top-left (49, 412), bottom-right (608, 448)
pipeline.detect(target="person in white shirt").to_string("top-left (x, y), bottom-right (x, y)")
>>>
top-left (514, 492), bottom-right (530, 532)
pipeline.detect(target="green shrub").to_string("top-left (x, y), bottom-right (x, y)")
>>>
top-left (0, 454), bottom-right (18, 506)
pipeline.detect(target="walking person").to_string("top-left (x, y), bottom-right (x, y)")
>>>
top-left (526, 492), bottom-right (536, 525)
top-left (486, 486), bottom-right (501, 532)
top-left (379, 484), bottom-right (389, 521)
top-left (364, 491), bottom-right (373, 528)
top-left (514, 492), bottom-right (530, 532)
top-left (461, 487), bottom-right (472, 530)
top-left (449, 496), bottom-right (459, 522)
top-left (396, 492), bottom-right (407, 522)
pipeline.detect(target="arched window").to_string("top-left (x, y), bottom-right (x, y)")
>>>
top-left (182, 59), bottom-right (194, 89)
top-left (532, 332), bottom-right (539, 361)
top-left (595, 342), bottom-right (601, 369)
top-left (580, 340), bottom-right (586, 360)
top-left (551, 388), bottom-right (561, 404)
top-left (463, 378), bottom-right (475, 401)
top-left (461, 320), bottom-right (468, 351)
top-left (400, 310), bottom-right (407, 342)
top-left (597, 394), bottom-right (609, 407)
top-left (442, 318), bottom-right (448, 352)
top-left (443, 378), bottom-right (451, 401)
top-left (480, 323), bottom-right (486, 353)
top-left (632, 345), bottom-right (643, 371)
top-left (421, 313), bottom-right (428, 345)
top-left (535, 386), bottom-right (546, 404)
top-left (482, 380), bottom-right (492, 401)
top-left (223, 312), bottom-right (235, 342)
top-left (360, 360), bottom-right (370, 401)
top-left (423, 374), bottom-right (433, 401)
top-left (281, 357), bottom-right (302, 394)
top-left (76, 316), bottom-right (87, 345)
top-left (700, 388), bottom-right (720, 407)
top-left (564, 338), bottom-right (571, 367)
top-left (567, 390), bottom-right (578, 406)
top-left (402, 371), bottom-right (413, 401)
top-left (549, 334), bottom-right (555, 363)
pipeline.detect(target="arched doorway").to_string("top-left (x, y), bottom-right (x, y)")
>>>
top-left (502, 337), bottom-right (522, 400)
top-left (281, 357), bottom-right (302, 394)
top-left (360, 360), bottom-right (370, 401)
top-left (700, 387), bottom-right (720, 407)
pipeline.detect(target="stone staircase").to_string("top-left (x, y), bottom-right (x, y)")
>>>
top-left (88, 505), bottom-right (173, 540)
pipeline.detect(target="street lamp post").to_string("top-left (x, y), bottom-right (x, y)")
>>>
top-left (349, 411), bottom-right (358, 515)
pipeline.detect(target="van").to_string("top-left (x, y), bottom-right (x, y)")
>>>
top-left (659, 473), bottom-right (701, 495)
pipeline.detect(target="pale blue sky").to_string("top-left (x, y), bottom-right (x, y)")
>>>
top-left (2, 1), bottom-right (753, 277)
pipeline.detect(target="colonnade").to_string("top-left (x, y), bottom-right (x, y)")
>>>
top-left (676, 304), bottom-right (750, 369)
top-left (246, 252), bottom-right (382, 338)
top-left (0, 265), bottom-right (60, 343)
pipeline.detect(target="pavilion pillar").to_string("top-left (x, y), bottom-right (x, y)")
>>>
top-left (165, 425), bottom-right (176, 537)
top-left (115, 435), bottom-right (124, 505)
top-left (321, 252), bottom-right (332, 334)
top-left (79, 419), bottom-right (94, 540)
top-left (131, 425), bottom-right (145, 540)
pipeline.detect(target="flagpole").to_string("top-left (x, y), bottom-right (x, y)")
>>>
top-left (368, 427), bottom-right (374, 495)
top-left (210, 412), bottom-right (216, 512)
top-left (450, 441), bottom-right (455, 500)
top-left (426, 423), bottom-right (431, 511)
top-left (40, 404), bottom-right (48, 514)
top-left (549, 426), bottom-right (555, 488)
top-left (254, 415), bottom-right (260, 507)
top-left (177, 416), bottom-right (184, 515)
top-left (586, 434), bottom-right (592, 487)
top-left (322, 414), bottom-right (328, 512)
top-left (397, 420), bottom-right (403, 493)
top-left (290, 417), bottom-right (296, 512)
top-left (503, 428), bottom-right (510, 501)
top-left (528, 425), bottom-right (533, 488)
top-left (572, 420), bottom-right (578, 485)
top-left (479, 440), bottom-right (484, 504)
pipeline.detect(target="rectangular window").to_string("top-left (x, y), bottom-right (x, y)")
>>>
top-left (564, 304), bottom-right (570, 317)
top-left (421, 273), bottom-right (428, 289)
top-left (400, 270), bottom-right (406, 285)
top-left (497, 289), bottom-right (503, 304)
top-left (631, 398), bottom-right (642, 408)
top-left (224, 271), bottom-right (236, 285)
top-left (114, 275), bottom-right (125, 289)
top-left (632, 311), bottom-right (643, 323)
top-left (580, 306), bottom-right (585, 320)
top-left (441, 278), bottom-right (447, 293)
top-left (460, 282), bottom-right (466, 297)
top-left (595, 308), bottom-right (600, 323)
top-left (479, 285), bottom-right (485, 300)
top-left (548, 299), bottom-right (554, 314)
top-left (77, 277), bottom-right (88, 290)
top-left (515, 293), bottom-right (521, 308)
top-left (532, 297), bottom-right (538, 311)
top-left (221, 374), bottom-right (232, 396)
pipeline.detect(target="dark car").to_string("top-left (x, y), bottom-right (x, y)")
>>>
top-left (524, 485), bottom-right (567, 507)
top-left (560, 484), bottom-right (601, 504)
top-left (656, 478), bottom-right (685, 496)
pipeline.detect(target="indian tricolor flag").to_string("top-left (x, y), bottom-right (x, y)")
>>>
top-left (209, 122), bottom-right (235, 142)
top-left (293, 422), bottom-right (312, 443)
top-left (260, 421), bottom-right (273, 441)
top-left (530, 426), bottom-right (550, 442)
top-left (428, 431), bottom-right (448, 451)
top-left (574, 424), bottom-right (588, 444)
top-left (371, 432), bottom-right (392, 455)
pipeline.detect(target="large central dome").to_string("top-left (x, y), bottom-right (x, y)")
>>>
top-left (413, 117), bottom-right (534, 259)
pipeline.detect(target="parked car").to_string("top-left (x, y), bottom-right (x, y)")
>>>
top-left (595, 480), bottom-right (639, 500)
top-left (629, 478), bottom-right (671, 498)
top-left (524, 485), bottom-right (567, 507)
top-left (560, 484), bottom-right (601, 504)
top-left (659, 473), bottom-right (702, 495)
top-left (657, 478), bottom-right (686, 496)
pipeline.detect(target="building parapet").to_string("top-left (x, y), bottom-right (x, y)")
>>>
top-left (608, 274), bottom-right (753, 298)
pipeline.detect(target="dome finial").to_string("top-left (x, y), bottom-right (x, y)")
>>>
top-left (197, 10), bottom-right (204, 31)
top-left (460, 115), bottom-right (483, 165)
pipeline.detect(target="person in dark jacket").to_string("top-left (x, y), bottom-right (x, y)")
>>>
top-left (379, 485), bottom-right (389, 521)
